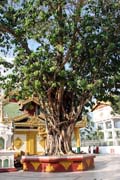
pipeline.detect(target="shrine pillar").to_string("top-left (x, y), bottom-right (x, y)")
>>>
top-left (74, 127), bottom-right (81, 153)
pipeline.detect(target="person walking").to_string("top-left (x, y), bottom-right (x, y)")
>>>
top-left (88, 146), bottom-right (91, 153)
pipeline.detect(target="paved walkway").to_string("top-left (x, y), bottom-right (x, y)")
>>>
top-left (0, 154), bottom-right (120, 180)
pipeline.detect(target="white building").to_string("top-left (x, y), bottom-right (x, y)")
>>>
top-left (92, 102), bottom-right (120, 146)
top-left (0, 90), bottom-right (15, 171)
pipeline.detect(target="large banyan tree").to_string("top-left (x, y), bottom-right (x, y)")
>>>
top-left (0, 0), bottom-right (120, 155)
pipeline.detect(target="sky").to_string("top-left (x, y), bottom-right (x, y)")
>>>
top-left (0, 53), bottom-right (14, 76)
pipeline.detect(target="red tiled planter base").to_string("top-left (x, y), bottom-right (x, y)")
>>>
top-left (21, 154), bottom-right (95, 172)
top-left (0, 168), bottom-right (17, 173)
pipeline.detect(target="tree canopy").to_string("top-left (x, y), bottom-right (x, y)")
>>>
top-left (111, 95), bottom-right (120, 114)
top-left (0, 0), bottom-right (120, 155)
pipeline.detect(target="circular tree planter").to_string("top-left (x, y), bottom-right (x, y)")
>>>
top-left (21, 154), bottom-right (95, 172)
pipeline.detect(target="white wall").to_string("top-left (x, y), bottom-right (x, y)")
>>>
top-left (92, 106), bottom-right (113, 122)
top-left (36, 135), bottom-right (45, 154)
top-left (0, 151), bottom-right (15, 168)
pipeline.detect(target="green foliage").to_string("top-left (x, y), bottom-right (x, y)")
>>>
top-left (111, 95), bottom-right (120, 114)
top-left (0, 0), bottom-right (120, 122)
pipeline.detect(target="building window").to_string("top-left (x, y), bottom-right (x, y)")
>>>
top-left (107, 131), bottom-right (112, 139)
top-left (114, 119), bottom-right (120, 128)
top-left (4, 159), bottom-right (8, 168)
top-left (97, 123), bottom-right (103, 130)
top-left (106, 121), bottom-right (112, 129)
top-left (0, 137), bottom-right (4, 149)
top-left (116, 131), bottom-right (120, 138)
top-left (98, 131), bottom-right (104, 140)
top-left (107, 141), bottom-right (113, 146)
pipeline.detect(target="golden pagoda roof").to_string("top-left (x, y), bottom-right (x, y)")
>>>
top-left (19, 97), bottom-right (40, 109)
top-left (14, 112), bottom-right (29, 122)
top-left (3, 112), bottom-right (29, 123)
top-left (38, 112), bottom-right (46, 120)
top-left (12, 114), bottom-right (46, 128)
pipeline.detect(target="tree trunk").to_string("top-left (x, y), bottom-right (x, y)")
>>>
top-left (46, 124), bottom-right (75, 155)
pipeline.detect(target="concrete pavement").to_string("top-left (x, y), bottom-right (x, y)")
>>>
top-left (0, 154), bottom-right (120, 180)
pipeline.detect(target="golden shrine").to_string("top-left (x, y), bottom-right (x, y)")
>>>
top-left (1, 96), bottom-right (87, 155)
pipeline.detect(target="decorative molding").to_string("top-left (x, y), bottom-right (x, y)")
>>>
top-left (14, 137), bottom-right (24, 149)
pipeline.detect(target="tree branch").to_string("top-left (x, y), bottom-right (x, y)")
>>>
top-left (0, 23), bottom-right (31, 54)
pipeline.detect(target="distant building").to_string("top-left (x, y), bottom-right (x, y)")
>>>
top-left (92, 102), bottom-right (120, 146)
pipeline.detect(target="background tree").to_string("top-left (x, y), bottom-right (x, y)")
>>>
top-left (0, 0), bottom-right (120, 155)
top-left (111, 95), bottom-right (120, 114)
